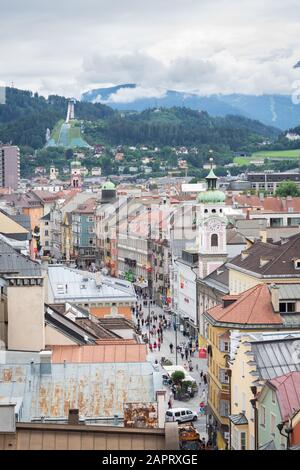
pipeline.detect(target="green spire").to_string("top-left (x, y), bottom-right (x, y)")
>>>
top-left (197, 157), bottom-right (225, 204)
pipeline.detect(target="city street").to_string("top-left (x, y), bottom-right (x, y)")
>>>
top-left (133, 300), bottom-right (208, 439)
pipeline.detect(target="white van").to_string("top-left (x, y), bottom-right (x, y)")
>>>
top-left (165, 408), bottom-right (198, 424)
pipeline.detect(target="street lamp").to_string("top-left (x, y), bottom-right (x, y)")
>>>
top-left (172, 311), bottom-right (179, 365)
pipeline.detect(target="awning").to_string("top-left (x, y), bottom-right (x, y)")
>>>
top-left (228, 413), bottom-right (248, 426)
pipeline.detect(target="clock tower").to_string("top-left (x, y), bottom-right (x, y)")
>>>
top-left (197, 161), bottom-right (227, 279)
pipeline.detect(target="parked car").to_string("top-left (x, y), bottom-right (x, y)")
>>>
top-left (165, 408), bottom-right (198, 424)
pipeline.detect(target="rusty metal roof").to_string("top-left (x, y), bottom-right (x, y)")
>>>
top-left (0, 361), bottom-right (154, 421)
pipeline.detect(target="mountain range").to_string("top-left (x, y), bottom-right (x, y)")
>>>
top-left (82, 84), bottom-right (300, 130)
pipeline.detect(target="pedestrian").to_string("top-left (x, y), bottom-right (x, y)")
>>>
top-left (149, 343), bottom-right (153, 352)
top-left (181, 351), bottom-right (184, 360)
top-left (141, 318), bottom-right (144, 327)
top-left (169, 342), bottom-right (174, 354)
top-left (168, 399), bottom-right (172, 409)
top-left (158, 342), bottom-right (161, 352)
top-left (203, 373), bottom-right (207, 386)
top-left (185, 348), bottom-right (189, 361)
top-left (200, 370), bottom-right (203, 381)
top-left (153, 341), bottom-right (157, 351)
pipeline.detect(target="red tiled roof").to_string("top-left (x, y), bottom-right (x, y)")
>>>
top-left (227, 195), bottom-right (300, 213)
top-left (269, 372), bottom-right (300, 421)
top-left (73, 197), bottom-right (97, 213)
top-left (206, 284), bottom-right (283, 325)
top-left (51, 344), bottom-right (147, 363)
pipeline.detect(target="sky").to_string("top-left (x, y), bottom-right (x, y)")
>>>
top-left (1, 0), bottom-right (300, 100)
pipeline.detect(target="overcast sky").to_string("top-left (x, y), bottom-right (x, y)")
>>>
top-left (1, 0), bottom-right (300, 99)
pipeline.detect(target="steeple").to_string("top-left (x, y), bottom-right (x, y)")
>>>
top-left (206, 158), bottom-right (218, 190)
top-left (198, 157), bottom-right (225, 204)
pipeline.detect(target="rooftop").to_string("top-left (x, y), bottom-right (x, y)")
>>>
top-left (0, 360), bottom-right (154, 421)
top-left (47, 265), bottom-right (136, 303)
top-left (205, 284), bottom-right (283, 327)
top-left (250, 337), bottom-right (300, 380)
top-left (50, 344), bottom-right (147, 364)
top-left (0, 238), bottom-right (41, 277)
top-left (227, 233), bottom-right (300, 277)
top-left (268, 371), bottom-right (300, 421)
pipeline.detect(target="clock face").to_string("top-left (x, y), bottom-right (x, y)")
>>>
top-left (207, 218), bottom-right (222, 232)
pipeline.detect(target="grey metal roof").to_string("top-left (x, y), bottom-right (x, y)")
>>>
top-left (48, 265), bottom-right (136, 303)
top-left (278, 283), bottom-right (300, 300)
top-left (228, 413), bottom-right (248, 425)
top-left (0, 238), bottom-right (41, 277)
top-left (251, 337), bottom-right (300, 380)
top-left (0, 360), bottom-right (155, 421)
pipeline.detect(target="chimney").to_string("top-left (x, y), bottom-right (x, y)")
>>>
top-left (270, 283), bottom-right (280, 313)
top-left (259, 231), bottom-right (267, 243)
top-left (68, 409), bottom-right (79, 425)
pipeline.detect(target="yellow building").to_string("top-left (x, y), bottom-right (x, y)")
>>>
top-left (204, 282), bottom-right (300, 449)
top-left (226, 233), bottom-right (300, 294)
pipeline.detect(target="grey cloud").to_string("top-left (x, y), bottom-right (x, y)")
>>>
top-left (0, 0), bottom-right (300, 96)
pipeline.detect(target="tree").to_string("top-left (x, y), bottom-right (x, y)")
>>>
top-left (171, 370), bottom-right (185, 386)
top-left (275, 180), bottom-right (300, 197)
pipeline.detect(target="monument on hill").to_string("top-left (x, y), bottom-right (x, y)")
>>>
top-left (66, 98), bottom-right (76, 123)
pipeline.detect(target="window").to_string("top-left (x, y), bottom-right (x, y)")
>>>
top-left (279, 302), bottom-right (296, 313)
top-left (240, 432), bottom-right (246, 450)
top-left (219, 369), bottom-right (229, 384)
top-left (45, 230), bottom-right (49, 236)
top-left (272, 390), bottom-right (276, 403)
top-left (219, 338), bottom-right (230, 352)
top-left (241, 392), bottom-right (246, 413)
top-left (219, 400), bottom-right (229, 417)
top-left (260, 405), bottom-right (266, 427)
top-left (232, 428), bottom-right (238, 450)
top-left (270, 413), bottom-right (276, 435)
top-left (234, 385), bottom-right (239, 404)
top-left (211, 233), bottom-right (218, 247)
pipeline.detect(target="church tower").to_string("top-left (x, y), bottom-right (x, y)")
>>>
top-left (70, 160), bottom-right (82, 188)
top-left (197, 160), bottom-right (227, 279)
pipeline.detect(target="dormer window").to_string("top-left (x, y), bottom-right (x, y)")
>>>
top-left (294, 259), bottom-right (300, 269)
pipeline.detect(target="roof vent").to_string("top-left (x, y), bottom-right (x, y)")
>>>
top-left (260, 257), bottom-right (271, 267)
top-left (241, 250), bottom-right (249, 261)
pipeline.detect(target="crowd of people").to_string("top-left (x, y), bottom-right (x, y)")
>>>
top-left (132, 295), bottom-right (209, 420)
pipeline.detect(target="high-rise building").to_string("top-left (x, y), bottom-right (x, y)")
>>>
top-left (0, 144), bottom-right (20, 190)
